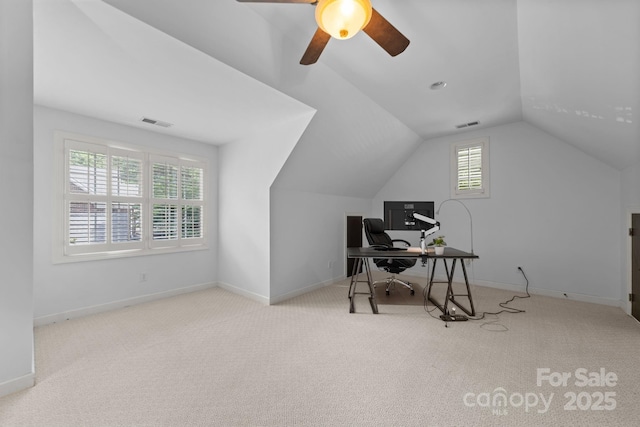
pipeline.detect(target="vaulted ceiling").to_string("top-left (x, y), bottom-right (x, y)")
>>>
top-left (34, 0), bottom-right (640, 194)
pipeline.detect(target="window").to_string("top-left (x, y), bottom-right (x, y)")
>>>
top-left (149, 155), bottom-right (205, 248)
top-left (55, 132), bottom-right (207, 261)
top-left (450, 137), bottom-right (490, 199)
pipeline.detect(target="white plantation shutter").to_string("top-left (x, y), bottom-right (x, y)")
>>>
top-left (181, 166), bottom-right (203, 200)
top-left (181, 165), bottom-right (204, 239)
top-left (58, 132), bottom-right (208, 260)
top-left (65, 140), bottom-right (109, 254)
top-left (111, 202), bottom-right (142, 243)
top-left (182, 205), bottom-right (203, 239)
top-left (456, 145), bottom-right (482, 191)
top-left (110, 149), bottom-right (144, 246)
top-left (67, 142), bottom-right (108, 196)
top-left (68, 202), bottom-right (107, 245)
top-left (151, 156), bottom-right (180, 247)
top-left (111, 154), bottom-right (143, 198)
top-left (150, 156), bottom-right (205, 248)
top-left (152, 203), bottom-right (179, 242)
top-left (451, 138), bottom-right (490, 199)
top-left (152, 160), bottom-right (178, 199)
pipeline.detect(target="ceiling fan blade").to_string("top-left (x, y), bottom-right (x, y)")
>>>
top-left (236, 0), bottom-right (316, 3)
top-left (300, 28), bottom-right (331, 65)
top-left (363, 8), bottom-right (410, 57)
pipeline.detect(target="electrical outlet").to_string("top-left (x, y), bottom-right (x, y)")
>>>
top-left (139, 272), bottom-right (147, 282)
top-left (327, 260), bottom-right (334, 269)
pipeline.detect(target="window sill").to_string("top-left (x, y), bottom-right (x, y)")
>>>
top-left (53, 243), bottom-right (209, 264)
top-left (451, 192), bottom-right (491, 200)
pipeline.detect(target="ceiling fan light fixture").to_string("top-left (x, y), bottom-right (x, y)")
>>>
top-left (315, 0), bottom-right (372, 40)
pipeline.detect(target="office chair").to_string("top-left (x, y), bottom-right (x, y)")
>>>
top-left (363, 218), bottom-right (416, 295)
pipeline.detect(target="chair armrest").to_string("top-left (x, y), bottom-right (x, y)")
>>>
top-left (369, 244), bottom-right (389, 249)
top-left (391, 239), bottom-right (411, 247)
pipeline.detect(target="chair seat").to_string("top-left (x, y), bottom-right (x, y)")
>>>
top-left (363, 218), bottom-right (416, 295)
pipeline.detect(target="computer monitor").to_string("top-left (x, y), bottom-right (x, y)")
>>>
top-left (383, 201), bottom-right (435, 231)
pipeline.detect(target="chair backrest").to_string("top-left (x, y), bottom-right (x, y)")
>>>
top-left (363, 218), bottom-right (393, 247)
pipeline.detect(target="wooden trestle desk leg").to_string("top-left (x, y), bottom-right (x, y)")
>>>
top-left (348, 257), bottom-right (379, 314)
top-left (457, 259), bottom-right (476, 316)
top-left (427, 257), bottom-right (476, 317)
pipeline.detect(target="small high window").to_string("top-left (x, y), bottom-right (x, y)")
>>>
top-left (450, 137), bottom-right (490, 199)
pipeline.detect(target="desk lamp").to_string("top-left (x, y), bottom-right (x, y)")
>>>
top-left (436, 198), bottom-right (474, 254)
top-left (413, 213), bottom-right (440, 255)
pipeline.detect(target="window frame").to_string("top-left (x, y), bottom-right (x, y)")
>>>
top-left (450, 137), bottom-right (490, 199)
top-left (53, 131), bottom-right (208, 263)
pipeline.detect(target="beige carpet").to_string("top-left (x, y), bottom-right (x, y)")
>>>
top-left (2, 279), bottom-right (640, 426)
top-left (370, 273), bottom-right (472, 309)
top-left (372, 275), bottom-right (426, 306)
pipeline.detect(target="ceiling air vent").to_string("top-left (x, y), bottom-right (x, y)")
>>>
top-left (455, 120), bottom-right (480, 129)
top-left (141, 117), bottom-right (173, 128)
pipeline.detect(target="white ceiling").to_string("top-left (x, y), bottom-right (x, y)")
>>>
top-left (34, 0), bottom-right (640, 170)
top-left (34, 0), bottom-right (313, 144)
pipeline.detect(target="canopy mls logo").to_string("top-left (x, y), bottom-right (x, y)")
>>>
top-left (463, 368), bottom-right (618, 416)
top-left (463, 388), bottom-right (552, 416)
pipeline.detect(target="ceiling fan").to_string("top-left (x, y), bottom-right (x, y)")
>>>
top-left (236, 0), bottom-right (410, 65)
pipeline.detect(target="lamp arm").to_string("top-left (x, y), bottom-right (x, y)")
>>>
top-left (412, 213), bottom-right (440, 254)
top-left (413, 212), bottom-right (438, 225)
top-left (423, 226), bottom-right (439, 237)
top-left (436, 198), bottom-right (474, 254)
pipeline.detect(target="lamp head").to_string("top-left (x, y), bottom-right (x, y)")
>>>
top-left (315, 0), bottom-right (372, 40)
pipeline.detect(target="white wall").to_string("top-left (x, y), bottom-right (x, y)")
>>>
top-left (269, 188), bottom-right (371, 302)
top-left (621, 161), bottom-right (640, 310)
top-left (621, 161), bottom-right (640, 208)
top-left (0, 0), bottom-right (34, 396)
top-left (33, 106), bottom-right (218, 320)
top-left (218, 113), bottom-right (315, 302)
top-left (374, 121), bottom-right (622, 304)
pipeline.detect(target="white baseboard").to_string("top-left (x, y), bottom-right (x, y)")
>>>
top-left (269, 276), bottom-right (344, 305)
top-left (217, 276), bottom-right (342, 305)
top-left (217, 281), bottom-right (270, 305)
top-left (34, 282), bottom-right (218, 327)
top-left (403, 271), bottom-right (624, 308)
top-left (219, 274), bottom-right (624, 310)
top-left (32, 275), bottom-right (625, 328)
top-left (470, 278), bottom-right (623, 308)
top-left (0, 371), bottom-right (35, 398)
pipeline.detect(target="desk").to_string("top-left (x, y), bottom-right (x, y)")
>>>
top-left (425, 248), bottom-right (478, 318)
top-left (347, 247), bottom-right (478, 316)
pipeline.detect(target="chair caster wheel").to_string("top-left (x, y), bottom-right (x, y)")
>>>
top-left (385, 290), bottom-right (390, 295)
top-left (410, 290), bottom-right (415, 295)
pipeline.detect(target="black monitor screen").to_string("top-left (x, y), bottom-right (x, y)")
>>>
top-left (384, 201), bottom-right (435, 231)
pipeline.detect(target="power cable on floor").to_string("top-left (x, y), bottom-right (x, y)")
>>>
top-left (467, 266), bottom-right (531, 331)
